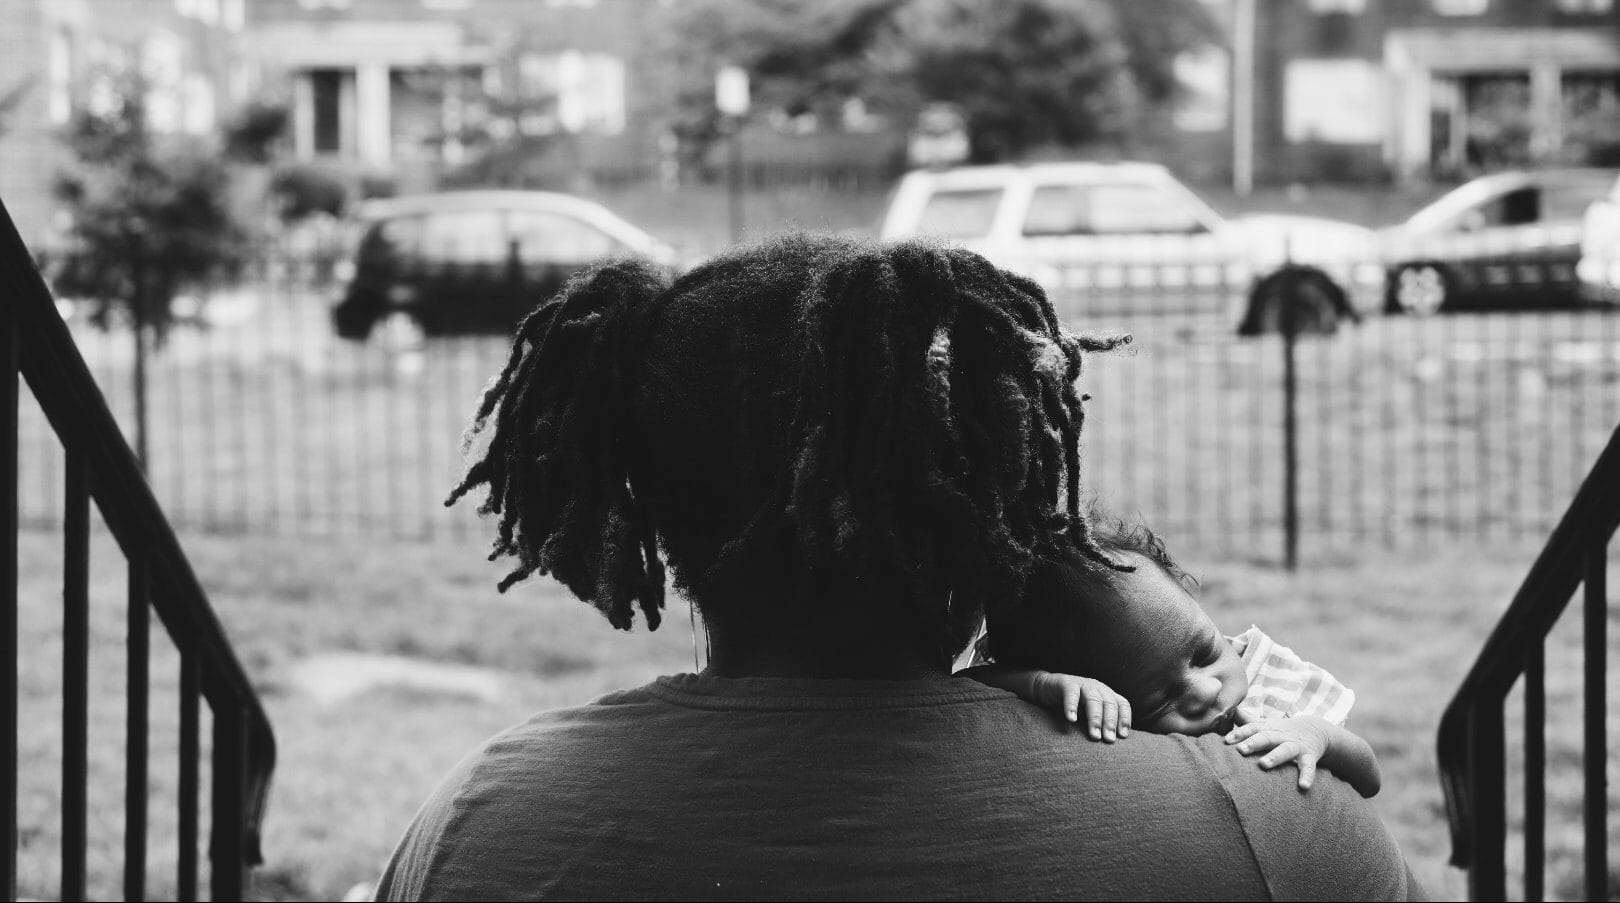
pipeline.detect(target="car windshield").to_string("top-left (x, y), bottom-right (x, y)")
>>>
top-left (915, 188), bottom-right (1003, 239)
top-left (365, 207), bottom-right (626, 265)
top-left (1404, 173), bottom-right (1616, 232)
top-left (506, 210), bottom-right (622, 262)
top-left (1404, 179), bottom-right (1510, 233)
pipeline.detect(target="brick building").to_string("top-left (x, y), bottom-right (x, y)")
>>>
top-left (243, 0), bottom-right (666, 189)
top-left (1181, 0), bottom-right (1620, 187)
top-left (0, 0), bottom-right (245, 244)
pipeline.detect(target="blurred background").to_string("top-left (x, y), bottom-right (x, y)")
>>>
top-left (1, 0), bottom-right (1618, 900)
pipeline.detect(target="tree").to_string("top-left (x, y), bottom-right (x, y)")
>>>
top-left (398, 31), bottom-right (569, 188)
top-left (222, 99), bottom-right (290, 164)
top-left (649, 0), bottom-right (1221, 165)
top-left (0, 77), bottom-right (33, 139)
top-left (48, 67), bottom-right (250, 466)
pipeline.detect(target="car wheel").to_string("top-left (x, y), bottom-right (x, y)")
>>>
top-left (1392, 264), bottom-right (1448, 316)
top-left (1239, 267), bottom-right (1342, 337)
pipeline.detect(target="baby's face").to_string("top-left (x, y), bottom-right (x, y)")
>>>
top-left (1090, 553), bottom-right (1249, 736)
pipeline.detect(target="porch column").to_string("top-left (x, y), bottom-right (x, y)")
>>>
top-left (1383, 34), bottom-right (1432, 184)
top-left (1530, 63), bottom-right (1563, 161)
top-left (292, 70), bottom-right (315, 160)
top-left (1392, 69), bottom-right (1431, 183)
top-left (356, 61), bottom-right (392, 169)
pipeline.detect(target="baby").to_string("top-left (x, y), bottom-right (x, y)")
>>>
top-left (962, 521), bottom-right (1381, 798)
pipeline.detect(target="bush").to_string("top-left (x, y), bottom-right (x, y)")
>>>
top-left (270, 163), bottom-right (351, 222)
top-left (224, 100), bottom-right (290, 164)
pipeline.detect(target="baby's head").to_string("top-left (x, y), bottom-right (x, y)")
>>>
top-left (989, 522), bottom-right (1248, 735)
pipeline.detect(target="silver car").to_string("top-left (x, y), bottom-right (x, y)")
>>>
top-left (879, 161), bottom-right (1383, 334)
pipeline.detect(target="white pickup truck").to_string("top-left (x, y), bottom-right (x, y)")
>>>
top-left (879, 161), bottom-right (1384, 334)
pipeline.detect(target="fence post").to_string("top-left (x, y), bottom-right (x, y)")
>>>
top-left (1281, 251), bottom-right (1300, 572)
top-left (727, 128), bottom-right (744, 245)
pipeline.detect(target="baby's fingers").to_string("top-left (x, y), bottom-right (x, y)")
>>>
top-left (1225, 722), bottom-right (1262, 744)
top-left (1233, 731), bottom-right (1283, 757)
top-left (1061, 680), bottom-right (1082, 725)
top-left (1117, 697), bottom-right (1132, 738)
top-left (1257, 741), bottom-right (1303, 770)
top-left (1295, 753), bottom-right (1319, 791)
top-left (1083, 686), bottom-right (1107, 740)
top-left (1099, 695), bottom-right (1119, 742)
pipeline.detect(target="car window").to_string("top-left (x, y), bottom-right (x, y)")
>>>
top-left (366, 216), bottom-right (424, 260)
top-left (1543, 181), bottom-right (1612, 221)
top-left (915, 188), bottom-right (1003, 239)
top-left (1469, 187), bottom-right (1541, 229)
top-left (417, 210), bottom-right (509, 263)
top-left (1086, 183), bottom-right (1205, 234)
top-left (1022, 184), bottom-right (1090, 236)
top-left (506, 210), bottom-right (622, 262)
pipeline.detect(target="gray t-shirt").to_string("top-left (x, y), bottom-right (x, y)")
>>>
top-left (376, 674), bottom-right (1422, 901)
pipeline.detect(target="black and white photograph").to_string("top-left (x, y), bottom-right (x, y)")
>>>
top-left (1, 0), bottom-right (1618, 899)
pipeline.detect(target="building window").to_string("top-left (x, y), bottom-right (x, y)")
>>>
top-left (1554, 0), bottom-right (1613, 11)
top-left (1172, 46), bottom-right (1228, 132)
top-left (1563, 71), bottom-right (1620, 165)
top-left (1285, 59), bottom-right (1384, 144)
top-left (1430, 0), bottom-right (1487, 14)
top-left (311, 69), bottom-right (345, 153)
top-left (517, 51), bottom-right (625, 135)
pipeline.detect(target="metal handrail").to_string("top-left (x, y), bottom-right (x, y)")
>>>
top-left (1436, 419), bottom-right (1620, 901)
top-left (0, 199), bottom-right (276, 900)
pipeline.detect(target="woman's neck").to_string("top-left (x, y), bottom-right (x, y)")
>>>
top-left (701, 620), bottom-right (948, 680)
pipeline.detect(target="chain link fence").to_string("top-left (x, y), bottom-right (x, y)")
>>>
top-left (17, 254), bottom-right (1620, 563)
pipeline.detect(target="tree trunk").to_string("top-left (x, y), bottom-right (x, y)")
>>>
top-left (131, 257), bottom-right (149, 472)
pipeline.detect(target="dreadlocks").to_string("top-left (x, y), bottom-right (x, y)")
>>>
top-left (448, 234), bottom-right (1130, 666)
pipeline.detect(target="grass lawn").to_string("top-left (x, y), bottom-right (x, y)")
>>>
top-left (14, 526), bottom-right (1617, 900)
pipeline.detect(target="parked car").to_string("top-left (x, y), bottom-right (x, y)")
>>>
top-left (331, 191), bottom-right (677, 339)
top-left (1576, 173), bottom-right (1620, 305)
top-left (1381, 168), bottom-right (1618, 315)
top-left (878, 161), bottom-right (1384, 334)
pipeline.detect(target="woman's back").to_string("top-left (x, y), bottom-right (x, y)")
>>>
top-left (377, 675), bottom-right (1416, 901)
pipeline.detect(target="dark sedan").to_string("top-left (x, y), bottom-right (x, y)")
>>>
top-left (1380, 168), bottom-right (1618, 315)
top-left (332, 191), bottom-right (677, 339)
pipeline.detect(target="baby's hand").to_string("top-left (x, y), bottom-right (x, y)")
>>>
top-left (1029, 671), bottom-right (1132, 742)
top-left (1224, 716), bottom-right (1331, 790)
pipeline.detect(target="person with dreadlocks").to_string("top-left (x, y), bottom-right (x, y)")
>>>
top-left (374, 235), bottom-right (1421, 901)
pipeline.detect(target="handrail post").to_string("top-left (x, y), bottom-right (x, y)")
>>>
top-left (1584, 538), bottom-right (1608, 903)
top-left (178, 655), bottom-right (199, 903)
top-left (2, 248), bottom-right (18, 903)
top-left (1467, 706), bottom-right (1507, 902)
top-left (1525, 643), bottom-right (1545, 902)
top-left (211, 701), bottom-right (248, 902)
top-left (61, 449), bottom-right (90, 903)
top-left (125, 551), bottom-right (150, 903)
